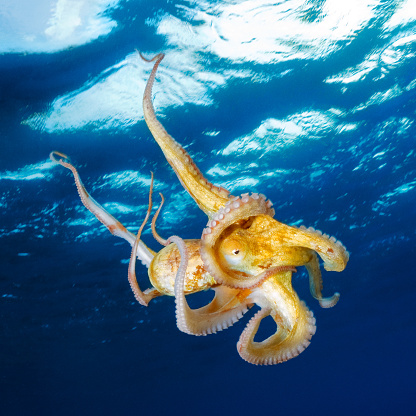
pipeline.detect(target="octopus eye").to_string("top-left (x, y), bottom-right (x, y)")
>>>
top-left (219, 238), bottom-right (245, 267)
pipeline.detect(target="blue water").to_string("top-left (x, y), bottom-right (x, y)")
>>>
top-left (1, 1), bottom-right (415, 415)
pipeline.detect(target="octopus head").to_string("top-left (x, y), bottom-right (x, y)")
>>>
top-left (200, 193), bottom-right (291, 289)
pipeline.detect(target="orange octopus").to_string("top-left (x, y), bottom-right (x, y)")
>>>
top-left (50, 53), bottom-right (349, 365)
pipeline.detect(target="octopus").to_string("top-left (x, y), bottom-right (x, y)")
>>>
top-left (50, 53), bottom-right (349, 365)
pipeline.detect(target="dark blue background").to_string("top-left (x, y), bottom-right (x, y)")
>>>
top-left (1, 1), bottom-right (415, 415)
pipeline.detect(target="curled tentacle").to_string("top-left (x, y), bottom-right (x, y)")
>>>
top-left (237, 277), bottom-right (317, 365)
top-left (138, 51), bottom-right (164, 64)
top-left (305, 252), bottom-right (340, 308)
top-left (128, 172), bottom-right (162, 306)
top-left (50, 151), bottom-right (155, 267)
top-left (166, 235), bottom-right (252, 335)
top-left (151, 192), bottom-right (168, 246)
top-left (140, 52), bottom-right (231, 218)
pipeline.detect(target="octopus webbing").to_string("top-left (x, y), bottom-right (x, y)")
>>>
top-left (50, 53), bottom-right (349, 365)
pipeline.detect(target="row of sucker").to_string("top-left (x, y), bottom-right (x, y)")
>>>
top-left (237, 302), bottom-right (317, 365)
top-left (169, 138), bottom-right (230, 199)
top-left (202, 193), bottom-right (275, 238)
top-left (296, 225), bottom-right (350, 260)
top-left (197, 305), bottom-right (250, 336)
top-left (169, 235), bottom-right (192, 334)
top-left (141, 52), bottom-right (229, 202)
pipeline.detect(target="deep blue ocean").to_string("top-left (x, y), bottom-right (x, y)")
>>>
top-left (1, 1), bottom-right (415, 415)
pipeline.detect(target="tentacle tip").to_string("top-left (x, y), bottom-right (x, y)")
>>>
top-left (323, 262), bottom-right (346, 272)
top-left (319, 292), bottom-right (340, 308)
top-left (138, 50), bottom-right (147, 61)
top-left (137, 299), bottom-right (149, 307)
top-left (50, 150), bottom-right (69, 164)
top-left (139, 52), bottom-right (165, 63)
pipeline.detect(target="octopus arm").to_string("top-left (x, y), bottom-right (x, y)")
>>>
top-left (167, 236), bottom-right (252, 336)
top-left (49, 151), bottom-right (155, 267)
top-left (237, 279), bottom-right (317, 365)
top-left (274, 222), bottom-right (349, 272)
top-left (305, 252), bottom-right (340, 308)
top-left (140, 53), bottom-right (230, 218)
top-left (127, 172), bottom-right (162, 306)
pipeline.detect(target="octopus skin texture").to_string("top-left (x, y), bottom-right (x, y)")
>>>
top-left (50, 52), bottom-right (349, 365)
